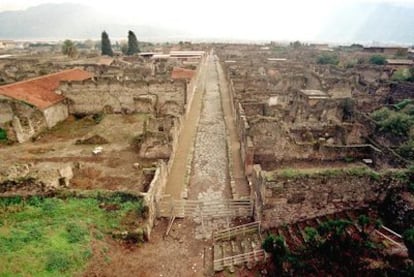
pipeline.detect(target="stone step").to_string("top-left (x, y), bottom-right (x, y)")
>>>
top-left (231, 240), bottom-right (243, 266)
top-left (213, 244), bottom-right (224, 272)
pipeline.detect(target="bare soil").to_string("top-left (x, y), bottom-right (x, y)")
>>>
top-left (0, 114), bottom-right (149, 193)
top-left (82, 219), bottom-right (208, 277)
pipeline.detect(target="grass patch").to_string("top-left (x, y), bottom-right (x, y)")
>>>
top-left (275, 167), bottom-right (381, 180)
top-left (0, 196), bottom-right (143, 276)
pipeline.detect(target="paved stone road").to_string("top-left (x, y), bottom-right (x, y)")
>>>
top-left (189, 53), bottom-right (232, 201)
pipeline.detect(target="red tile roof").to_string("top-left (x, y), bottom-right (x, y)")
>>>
top-left (171, 67), bottom-right (195, 80)
top-left (0, 68), bottom-right (93, 110)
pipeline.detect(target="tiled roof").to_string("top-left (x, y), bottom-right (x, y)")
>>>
top-left (0, 68), bottom-right (93, 110)
top-left (171, 67), bottom-right (195, 80)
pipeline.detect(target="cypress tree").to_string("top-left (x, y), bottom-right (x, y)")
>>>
top-left (101, 31), bottom-right (113, 57)
top-left (127, 30), bottom-right (140, 56)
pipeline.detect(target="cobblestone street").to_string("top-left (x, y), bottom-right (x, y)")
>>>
top-left (189, 54), bottom-right (231, 201)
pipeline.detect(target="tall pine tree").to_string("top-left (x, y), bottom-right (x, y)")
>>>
top-left (127, 30), bottom-right (140, 56)
top-left (101, 31), bottom-right (113, 57)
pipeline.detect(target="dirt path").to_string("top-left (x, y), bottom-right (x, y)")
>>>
top-left (164, 57), bottom-right (207, 199)
top-left (216, 56), bottom-right (250, 199)
top-left (82, 219), bottom-right (207, 277)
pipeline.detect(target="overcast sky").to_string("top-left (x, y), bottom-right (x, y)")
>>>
top-left (1, 0), bottom-right (414, 40)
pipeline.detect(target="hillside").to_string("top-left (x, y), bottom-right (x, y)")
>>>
top-left (0, 3), bottom-right (183, 40)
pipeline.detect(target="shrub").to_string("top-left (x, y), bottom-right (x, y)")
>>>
top-left (403, 104), bottom-right (414, 116)
top-left (304, 227), bottom-right (320, 247)
top-left (378, 112), bottom-right (413, 137)
top-left (262, 234), bottom-right (276, 253)
top-left (397, 140), bottom-right (414, 160)
top-left (392, 68), bottom-right (413, 81)
top-left (262, 235), bottom-right (289, 270)
top-left (0, 128), bottom-right (7, 141)
top-left (394, 99), bottom-right (414, 111)
top-left (369, 55), bottom-right (386, 65)
top-left (317, 54), bottom-right (339, 65)
top-left (371, 107), bottom-right (392, 122)
top-left (403, 228), bottom-right (414, 260)
top-left (408, 183), bottom-right (414, 193)
top-left (0, 196), bottom-right (23, 207)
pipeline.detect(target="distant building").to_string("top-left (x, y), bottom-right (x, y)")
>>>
top-left (310, 43), bottom-right (331, 51)
top-left (0, 40), bottom-right (17, 50)
top-left (0, 68), bottom-right (93, 142)
top-left (386, 59), bottom-right (414, 68)
top-left (169, 51), bottom-right (206, 60)
top-left (363, 46), bottom-right (408, 56)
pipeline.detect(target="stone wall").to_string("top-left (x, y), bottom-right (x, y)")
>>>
top-left (60, 79), bottom-right (187, 117)
top-left (0, 162), bottom-right (73, 196)
top-left (0, 100), bottom-right (13, 123)
top-left (8, 100), bottom-right (47, 143)
top-left (251, 165), bottom-right (405, 228)
top-left (139, 56), bottom-right (205, 238)
top-left (43, 102), bottom-right (69, 128)
top-left (0, 97), bottom-right (67, 143)
top-left (141, 160), bottom-right (168, 240)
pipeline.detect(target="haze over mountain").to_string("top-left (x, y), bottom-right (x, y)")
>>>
top-left (0, 1), bottom-right (414, 44)
top-left (317, 2), bottom-right (414, 44)
top-left (0, 3), bottom-right (186, 40)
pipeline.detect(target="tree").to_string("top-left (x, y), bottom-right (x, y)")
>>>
top-left (342, 98), bottom-right (355, 121)
top-left (61, 39), bottom-right (77, 58)
top-left (101, 31), bottom-right (113, 57)
top-left (369, 55), bottom-right (386, 65)
top-left (317, 54), bottom-right (339, 65)
top-left (127, 30), bottom-right (140, 56)
top-left (262, 234), bottom-right (290, 274)
top-left (290, 41), bottom-right (302, 49)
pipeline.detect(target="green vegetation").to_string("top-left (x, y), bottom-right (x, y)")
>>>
top-left (0, 128), bottom-right (7, 141)
top-left (394, 99), bottom-right (414, 111)
top-left (403, 228), bottom-right (414, 260)
top-left (127, 30), bottom-right (140, 56)
top-left (371, 101), bottom-right (414, 160)
top-left (61, 39), bottom-right (77, 58)
top-left (101, 31), bottom-right (113, 57)
top-left (391, 68), bottom-right (414, 82)
top-left (342, 98), bottom-right (355, 121)
top-left (408, 182), bottom-right (414, 193)
top-left (316, 53), bottom-right (339, 65)
top-left (0, 196), bottom-right (143, 276)
top-left (262, 235), bottom-right (290, 274)
top-left (290, 41), bottom-right (303, 49)
top-left (369, 54), bottom-right (386, 65)
top-left (263, 218), bottom-right (386, 275)
top-left (277, 166), bottom-right (380, 180)
top-left (397, 140), bottom-right (414, 160)
top-left (371, 105), bottom-right (414, 137)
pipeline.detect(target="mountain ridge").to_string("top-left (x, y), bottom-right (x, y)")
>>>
top-left (0, 3), bottom-right (186, 40)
